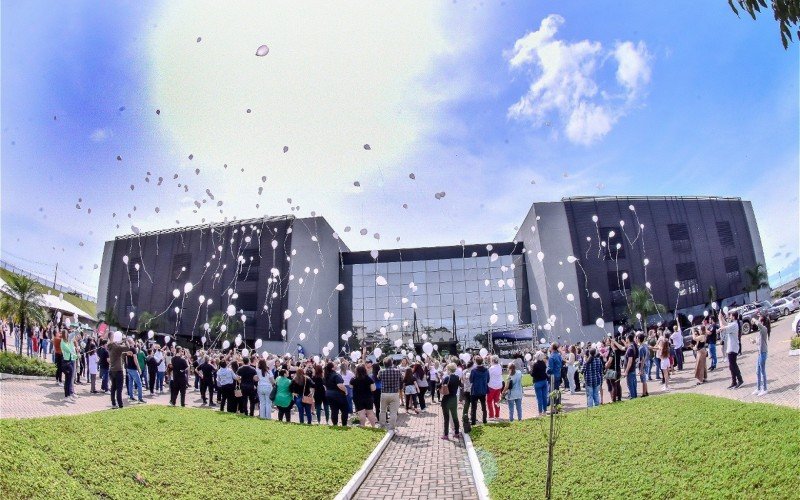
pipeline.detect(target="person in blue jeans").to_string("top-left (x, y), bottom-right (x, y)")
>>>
top-left (531, 351), bottom-right (549, 416)
top-left (124, 341), bottom-right (145, 402)
top-left (504, 363), bottom-right (524, 421)
top-left (546, 343), bottom-right (563, 408)
top-left (622, 333), bottom-right (638, 399)
top-left (752, 317), bottom-right (770, 396)
top-left (582, 348), bottom-right (603, 408)
top-left (705, 319), bottom-right (718, 370)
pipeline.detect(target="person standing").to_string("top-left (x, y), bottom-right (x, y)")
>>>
top-left (106, 334), bottom-right (128, 408)
top-left (125, 341), bottom-right (144, 403)
top-left (565, 346), bottom-right (577, 395)
top-left (706, 318), bottom-right (719, 371)
top-left (636, 333), bottom-right (650, 397)
top-left (693, 327), bottom-right (708, 385)
top-left (169, 350), bottom-right (189, 406)
top-left (547, 343), bottom-right (564, 406)
top-left (622, 334), bottom-right (638, 399)
top-left (146, 349), bottom-right (159, 395)
top-left (440, 363), bottom-right (462, 440)
top-left (582, 348), bottom-right (603, 408)
top-left (719, 312), bottom-right (743, 389)
top-left (469, 355), bottom-right (489, 425)
top-left (460, 360), bottom-right (473, 428)
top-left (350, 364), bottom-right (377, 427)
top-left (216, 360), bottom-right (237, 412)
top-left (237, 357), bottom-right (258, 416)
top-left (60, 333), bottom-right (77, 401)
top-left (256, 359), bottom-right (274, 419)
top-left (313, 364), bottom-right (330, 424)
top-left (413, 363), bottom-right (428, 411)
top-left (369, 361), bottom-right (380, 421)
top-left (53, 331), bottom-right (64, 384)
top-left (486, 356), bottom-right (503, 420)
top-left (340, 361), bottom-right (355, 414)
top-left (154, 347), bottom-right (166, 394)
top-left (196, 356), bottom-right (217, 406)
top-left (290, 368), bottom-right (314, 424)
top-left (670, 325), bottom-right (684, 370)
top-left (88, 346), bottom-right (99, 393)
top-left (377, 358), bottom-right (402, 430)
top-left (274, 369), bottom-right (293, 422)
top-left (97, 339), bottom-right (109, 393)
top-left (504, 363), bottom-right (523, 422)
top-left (752, 316), bottom-right (769, 396)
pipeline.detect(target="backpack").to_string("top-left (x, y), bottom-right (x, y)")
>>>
top-left (440, 375), bottom-right (450, 396)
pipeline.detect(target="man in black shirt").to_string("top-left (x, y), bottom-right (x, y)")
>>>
top-left (125, 342), bottom-right (145, 403)
top-left (622, 333), bottom-right (638, 399)
top-left (97, 340), bottom-right (110, 392)
top-left (705, 319), bottom-right (719, 371)
top-left (237, 357), bottom-right (258, 416)
top-left (196, 356), bottom-right (217, 406)
top-left (169, 351), bottom-right (189, 406)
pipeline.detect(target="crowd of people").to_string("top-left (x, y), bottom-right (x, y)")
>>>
top-left (2, 308), bottom-right (772, 437)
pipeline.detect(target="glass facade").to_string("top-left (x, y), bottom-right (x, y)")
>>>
top-left (340, 245), bottom-right (530, 348)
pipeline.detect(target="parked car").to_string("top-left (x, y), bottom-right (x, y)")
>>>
top-left (793, 312), bottom-right (800, 335)
top-left (769, 297), bottom-right (800, 317)
top-left (756, 301), bottom-right (782, 322)
top-left (787, 290), bottom-right (800, 301)
top-left (730, 303), bottom-right (775, 334)
top-left (682, 328), bottom-right (697, 350)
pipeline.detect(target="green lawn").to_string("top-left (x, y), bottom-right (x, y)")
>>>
top-left (0, 267), bottom-right (97, 317)
top-left (471, 394), bottom-right (800, 499)
top-left (0, 406), bottom-right (383, 499)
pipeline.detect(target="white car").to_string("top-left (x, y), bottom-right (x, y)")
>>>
top-left (793, 312), bottom-right (800, 336)
top-left (770, 297), bottom-right (800, 317)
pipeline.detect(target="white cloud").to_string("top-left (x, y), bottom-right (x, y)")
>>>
top-left (506, 14), bottom-right (652, 145)
top-left (89, 128), bottom-right (111, 142)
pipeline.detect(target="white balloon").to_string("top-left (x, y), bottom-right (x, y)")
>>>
top-left (174, 306), bottom-right (180, 314)
top-left (226, 304), bottom-right (236, 316)
top-left (172, 289), bottom-right (180, 298)
top-left (543, 323), bottom-right (552, 331)
top-left (242, 348), bottom-right (250, 357)
top-left (129, 311), bottom-right (135, 319)
top-left (712, 302), bottom-right (719, 310)
top-left (207, 298), bottom-right (213, 306)
top-left (220, 324), bottom-right (227, 332)
top-left (198, 295), bottom-right (206, 304)
top-left (608, 230), bottom-right (616, 238)
top-left (421, 333), bottom-right (428, 340)
top-left (201, 336), bottom-right (206, 344)
top-left (184, 282), bottom-right (193, 294)
top-left (688, 314), bottom-right (694, 322)
top-left (489, 314), bottom-right (498, 325)
top-left (591, 215), bottom-right (598, 222)
top-left (674, 281), bottom-right (681, 289)
top-left (373, 347), bottom-right (382, 358)
top-left (422, 342), bottom-right (434, 355)
top-left (539, 338), bottom-right (546, 343)
top-left (566, 293), bottom-right (575, 301)
top-left (297, 306), bottom-right (305, 314)
top-left (335, 284), bottom-right (345, 291)
top-left (255, 339), bottom-right (263, 349)
top-left (557, 281), bottom-right (564, 291)
top-left (341, 334), bottom-right (348, 340)
top-left (703, 310), bottom-right (709, 317)
top-left (350, 351), bottom-right (361, 362)
top-left (524, 353), bottom-right (532, 361)
top-left (433, 345), bottom-right (439, 350)
top-left (618, 326), bottom-right (624, 333)
top-left (165, 335), bottom-right (171, 343)
top-left (479, 348), bottom-right (488, 357)
top-left (621, 272), bottom-right (628, 280)
top-left (370, 249), bottom-right (379, 260)
top-left (567, 255), bottom-right (577, 263)
top-left (322, 346), bottom-right (330, 356)
top-left (235, 338), bottom-right (242, 347)
top-left (147, 330), bottom-right (154, 339)
top-left (595, 318), bottom-right (605, 329)
top-left (376, 275), bottom-right (388, 286)
top-left (222, 340), bottom-right (230, 349)
top-left (134, 263), bottom-right (140, 271)
top-left (203, 323), bottom-right (210, 331)
top-left (283, 310), bottom-right (292, 320)
top-left (122, 255), bottom-right (129, 264)
top-left (636, 313), bottom-right (642, 320)
top-left (299, 333), bottom-right (306, 341)
top-left (313, 355), bottom-right (321, 363)
top-left (394, 339), bottom-right (403, 348)
top-left (271, 240), bottom-right (278, 249)
top-left (327, 341), bottom-right (334, 349)
top-left (643, 258), bottom-right (650, 266)
top-left (537, 251), bottom-right (544, 262)
top-left (592, 292), bottom-right (600, 299)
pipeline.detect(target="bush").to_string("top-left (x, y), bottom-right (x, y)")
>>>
top-left (791, 336), bottom-right (800, 350)
top-left (0, 352), bottom-right (56, 377)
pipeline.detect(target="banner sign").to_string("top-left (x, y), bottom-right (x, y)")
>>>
top-left (490, 327), bottom-right (533, 357)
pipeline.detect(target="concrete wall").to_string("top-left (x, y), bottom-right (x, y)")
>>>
top-left (742, 201), bottom-right (771, 301)
top-left (279, 217), bottom-right (349, 357)
top-left (96, 240), bottom-right (114, 316)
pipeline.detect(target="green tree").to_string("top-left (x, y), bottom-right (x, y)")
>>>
top-left (136, 311), bottom-right (160, 332)
top-left (0, 275), bottom-right (49, 355)
top-left (626, 286), bottom-right (666, 328)
top-left (743, 263), bottom-right (769, 302)
top-left (728, 0), bottom-right (800, 49)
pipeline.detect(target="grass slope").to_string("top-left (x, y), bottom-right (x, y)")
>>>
top-left (0, 405), bottom-right (383, 499)
top-left (471, 394), bottom-right (800, 499)
top-left (0, 268), bottom-right (97, 318)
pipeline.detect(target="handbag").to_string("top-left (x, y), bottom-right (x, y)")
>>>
top-left (604, 369), bottom-right (618, 380)
top-left (269, 384), bottom-right (277, 402)
top-left (440, 376), bottom-right (450, 396)
top-left (234, 382), bottom-right (242, 398)
top-left (301, 378), bottom-right (314, 405)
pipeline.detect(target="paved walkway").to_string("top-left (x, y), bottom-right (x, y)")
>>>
top-left (1, 318), bottom-right (797, 499)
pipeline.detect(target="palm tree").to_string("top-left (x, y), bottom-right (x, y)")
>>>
top-left (626, 286), bottom-right (666, 328)
top-left (136, 311), bottom-right (160, 333)
top-left (0, 274), bottom-right (49, 355)
top-left (743, 263), bottom-right (769, 302)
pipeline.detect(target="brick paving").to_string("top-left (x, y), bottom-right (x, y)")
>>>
top-left (1, 318), bottom-right (796, 498)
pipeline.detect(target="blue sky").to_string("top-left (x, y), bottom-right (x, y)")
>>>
top-left (2, 0), bottom-right (798, 298)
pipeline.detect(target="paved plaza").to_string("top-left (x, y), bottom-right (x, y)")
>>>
top-left (1, 319), bottom-right (797, 498)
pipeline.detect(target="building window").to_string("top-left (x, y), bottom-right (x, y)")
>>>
top-left (237, 292), bottom-right (258, 326)
top-left (171, 253), bottom-right (191, 281)
top-left (600, 227), bottom-right (626, 260)
top-left (724, 257), bottom-right (740, 281)
top-left (716, 221), bottom-right (735, 248)
top-left (668, 223), bottom-right (692, 253)
top-left (128, 257), bottom-right (142, 281)
top-left (607, 270), bottom-right (630, 305)
top-left (675, 261), bottom-right (699, 296)
top-left (238, 249), bottom-right (260, 281)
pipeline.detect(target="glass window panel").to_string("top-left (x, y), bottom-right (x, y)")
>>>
top-left (352, 265), bottom-right (362, 276)
top-left (416, 296), bottom-right (427, 307)
top-left (452, 281), bottom-right (466, 294)
top-left (426, 281), bottom-right (440, 295)
top-left (426, 260), bottom-right (439, 272)
top-left (465, 268), bottom-right (478, 281)
top-left (362, 263), bottom-right (376, 275)
top-left (413, 260), bottom-right (426, 272)
top-left (438, 270), bottom-right (452, 282)
top-left (353, 286), bottom-right (364, 299)
top-left (452, 258), bottom-right (464, 270)
top-left (464, 258), bottom-right (477, 270)
top-left (440, 281), bottom-right (453, 294)
top-left (428, 294), bottom-right (441, 306)
top-left (441, 293), bottom-right (454, 306)
top-left (388, 261), bottom-right (401, 273)
top-left (427, 271), bottom-right (439, 283)
top-left (413, 271), bottom-right (427, 284)
top-left (490, 266), bottom-right (502, 279)
top-left (376, 262), bottom-right (388, 275)
top-left (454, 292), bottom-right (467, 305)
top-left (466, 291), bottom-right (480, 304)
top-left (438, 259), bottom-right (451, 271)
top-left (501, 255), bottom-right (512, 265)
top-left (364, 309), bottom-right (376, 321)
top-left (476, 256), bottom-right (489, 268)
top-left (353, 298), bottom-right (364, 310)
top-left (465, 280), bottom-right (478, 293)
top-left (401, 261), bottom-right (413, 273)
top-left (363, 286), bottom-right (375, 298)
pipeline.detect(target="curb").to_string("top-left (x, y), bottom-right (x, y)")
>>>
top-left (0, 373), bottom-right (53, 381)
top-left (463, 433), bottom-right (490, 500)
top-left (334, 429), bottom-right (394, 500)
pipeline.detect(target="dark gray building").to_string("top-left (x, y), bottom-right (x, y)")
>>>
top-left (98, 195), bottom-right (767, 351)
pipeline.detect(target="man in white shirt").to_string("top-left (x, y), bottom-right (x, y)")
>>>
top-left (719, 312), bottom-right (743, 388)
top-left (487, 356), bottom-right (504, 420)
top-left (670, 326), bottom-right (684, 370)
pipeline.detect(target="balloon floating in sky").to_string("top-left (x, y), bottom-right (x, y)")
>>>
top-left (363, 144), bottom-right (371, 150)
top-left (255, 44), bottom-right (270, 56)
top-left (376, 276), bottom-right (388, 286)
top-left (222, 340), bottom-right (230, 349)
top-left (595, 318), bottom-right (605, 329)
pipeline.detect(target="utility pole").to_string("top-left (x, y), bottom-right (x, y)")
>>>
top-left (53, 262), bottom-right (58, 289)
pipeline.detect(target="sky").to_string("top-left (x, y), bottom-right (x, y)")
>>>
top-left (1, 0), bottom-right (798, 299)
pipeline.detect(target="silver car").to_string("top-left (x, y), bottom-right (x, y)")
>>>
top-left (770, 297), bottom-right (800, 317)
